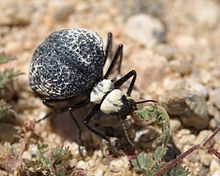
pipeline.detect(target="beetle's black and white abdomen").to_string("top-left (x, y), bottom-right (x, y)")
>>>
top-left (29, 28), bottom-right (105, 99)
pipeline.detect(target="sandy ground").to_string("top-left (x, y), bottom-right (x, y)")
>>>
top-left (1, 0), bottom-right (220, 175)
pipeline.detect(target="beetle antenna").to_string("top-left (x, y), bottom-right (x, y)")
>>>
top-left (135, 99), bottom-right (157, 104)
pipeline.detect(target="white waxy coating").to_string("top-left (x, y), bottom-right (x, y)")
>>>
top-left (29, 28), bottom-right (105, 99)
top-left (100, 89), bottom-right (124, 114)
top-left (90, 79), bottom-right (114, 104)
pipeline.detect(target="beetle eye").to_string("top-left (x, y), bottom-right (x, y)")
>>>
top-left (128, 99), bottom-right (136, 107)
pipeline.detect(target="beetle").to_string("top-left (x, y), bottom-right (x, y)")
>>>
top-left (29, 28), bottom-right (155, 154)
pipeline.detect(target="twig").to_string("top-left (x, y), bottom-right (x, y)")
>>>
top-left (155, 127), bottom-right (220, 176)
top-left (207, 147), bottom-right (220, 160)
top-left (155, 144), bottom-right (200, 176)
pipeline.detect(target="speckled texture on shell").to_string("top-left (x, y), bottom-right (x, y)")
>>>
top-left (29, 29), bottom-right (105, 99)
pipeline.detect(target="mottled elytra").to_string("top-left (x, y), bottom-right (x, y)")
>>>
top-left (29, 28), bottom-right (156, 155)
top-left (29, 29), bottom-right (105, 99)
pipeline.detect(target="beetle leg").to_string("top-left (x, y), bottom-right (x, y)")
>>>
top-left (84, 105), bottom-right (121, 155)
top-left (104, 44), bottom-right (123, 78)
top-left (114, 70), bottom-right (137, 96)
top-left (42, 98), bottom-right (69, 109)
top-left (35, 111), bottom-right (54, 123)
top-left (84, 105), bottom-right (110, 142)
top-left (69, 98), bottom-right (90, 156)
top-left (36, 98), bottom-right (70, 122)
top-left (104, 32), bottom-right (113, 63)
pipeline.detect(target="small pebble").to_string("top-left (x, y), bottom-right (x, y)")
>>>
top-left (192, 1), bottom-right (220, 29)
top-left (94, 170), bottom-right (104, 176)
top-left (22, 151), bottom-right (32, 160)
top-left (0, 170), bottom-right (7, 176)
top-left (124, 14), bottom-right (165, 47)
top-left (109, 156), bottom-right (130, 173)
top-left (127, 50), bottom-right (169, 91)
top-left (76, 160), bottom-right (88, 169)
top-left (174, 34), bottom-right (196, 51)
top-left (160, 90), bottom-right (209, 129)
top-left (210, 159), bottom-right (220, 176)
top-left (0, 0), bottom-right (31, 26)
top-left (210, 88), bottom-right (220, 109)
top-left (169, 58), bottom-right (192, 75)
top-left (185, 81), bottom-right (208, 98)
top-left (170, 119), bottom-right (181, 132)
top-left (175, 129), bottom-right (196, 150)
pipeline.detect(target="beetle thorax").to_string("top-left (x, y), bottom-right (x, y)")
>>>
top-left (90, 79), bottom-right (126, 114)
top-left (100, 89), bottom-right (125, 114)
top-left (90, 80), bottom-right (135, 115)
top-left (90, 79), bottom-right (114, 104)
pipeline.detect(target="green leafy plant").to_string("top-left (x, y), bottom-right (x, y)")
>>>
top-left (0, 53), bottom-right (21, 89)
top-left (131, 103), bottom-right (220, 176)
top-left (0, 53), bottom-right (15, 64)
top-left (131, 104), bottom-right (181, 176)
top-left (135, 104), bottom-right (170, 148)
top-left (23, 145), bottom-right (73, 176)
top-left (0, 142), bottom-right (25, 173)
top-left (0, 100), bottom-right (15, 120)
top-left (0, 53), bottom-right (21, 121)
top-left (131, 151), bottom-right (189, 176)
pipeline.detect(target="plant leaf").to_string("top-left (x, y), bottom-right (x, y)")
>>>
top-left (131, 152), bottom-right (154, 175)
top-left (0, 53), bottom-right (15, 64)
top-left (0, 69), bottom-right (22, 89)
top-left (154, 146), bottom-right (167, 162)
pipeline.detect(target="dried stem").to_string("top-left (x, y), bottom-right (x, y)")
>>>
top-left (202, 127), bottom-right (220, 146)
top-left (155, 127), bottom-right (220, 176)
top-left (155, 144), bottom-right (200, 176)
top-left (207, 147), bottom-right (220, 160)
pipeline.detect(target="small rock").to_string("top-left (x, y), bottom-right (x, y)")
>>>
top-left (192, 1), bottom-right (220, 29)
top-left (195, 130), bottom-right (213, 166)
top-left (174, 34), bottom-right (196, 51)
top-left (47, 1), bottom-right (75, 22)
top-left (170, 119), bottom-right (181, 132)
top-left (76, 160), bottom-right (88, 169)
top-left (193, 52), bottom-right (213, 69)
top-left (210, 159), bottom-right (220, 176)
top-left (209, 118), bottom-right (217, 129)
top-left (209, 88), bottom-right (220, 109)
top-left (154, 44), bottom-right (176, 60)
top-left (109, 156), bottom-right (130, 173)
top-left (124, 14), bottom-right (165, 47)
top-left (195, 130), bottom-right (213, 144)
top-left (0, 0), bottom-right (31, 26)
top-left (127, 50), bottom-right (170, 91)
top-left (160, 90), bottom-right (209, 129)
top-left (200, 150), bottom-right (213, 167)
top-left (22, 151), bottom-right (32, 160)
top-left (169, 58), bottom-right (192, 75)
top-left (212, 171), bottom-right (220, 176)
top-left (94, 169), bottom-right (105, 176)
top-left (69, 158), bottom-right (77, 168)
top-left (0, 170), bottom-right (7, 176)
top-left (185, 81), bottom-right (208, 98)
top-left (207, 89), bottom-right (220, 127)
top-left (174, 129), bottom-right (196, 150)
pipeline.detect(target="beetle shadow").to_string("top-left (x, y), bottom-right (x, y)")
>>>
top-left (49, 103), bottom-right (100, 154)
top-left (49, 101), bottom-right (132, 155)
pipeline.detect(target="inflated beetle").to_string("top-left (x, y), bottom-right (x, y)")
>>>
top-left (29, 28), bottom-right (154, 153)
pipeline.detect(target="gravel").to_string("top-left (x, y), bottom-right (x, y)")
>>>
top-left (1, 0), bottom-right (220, 175)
